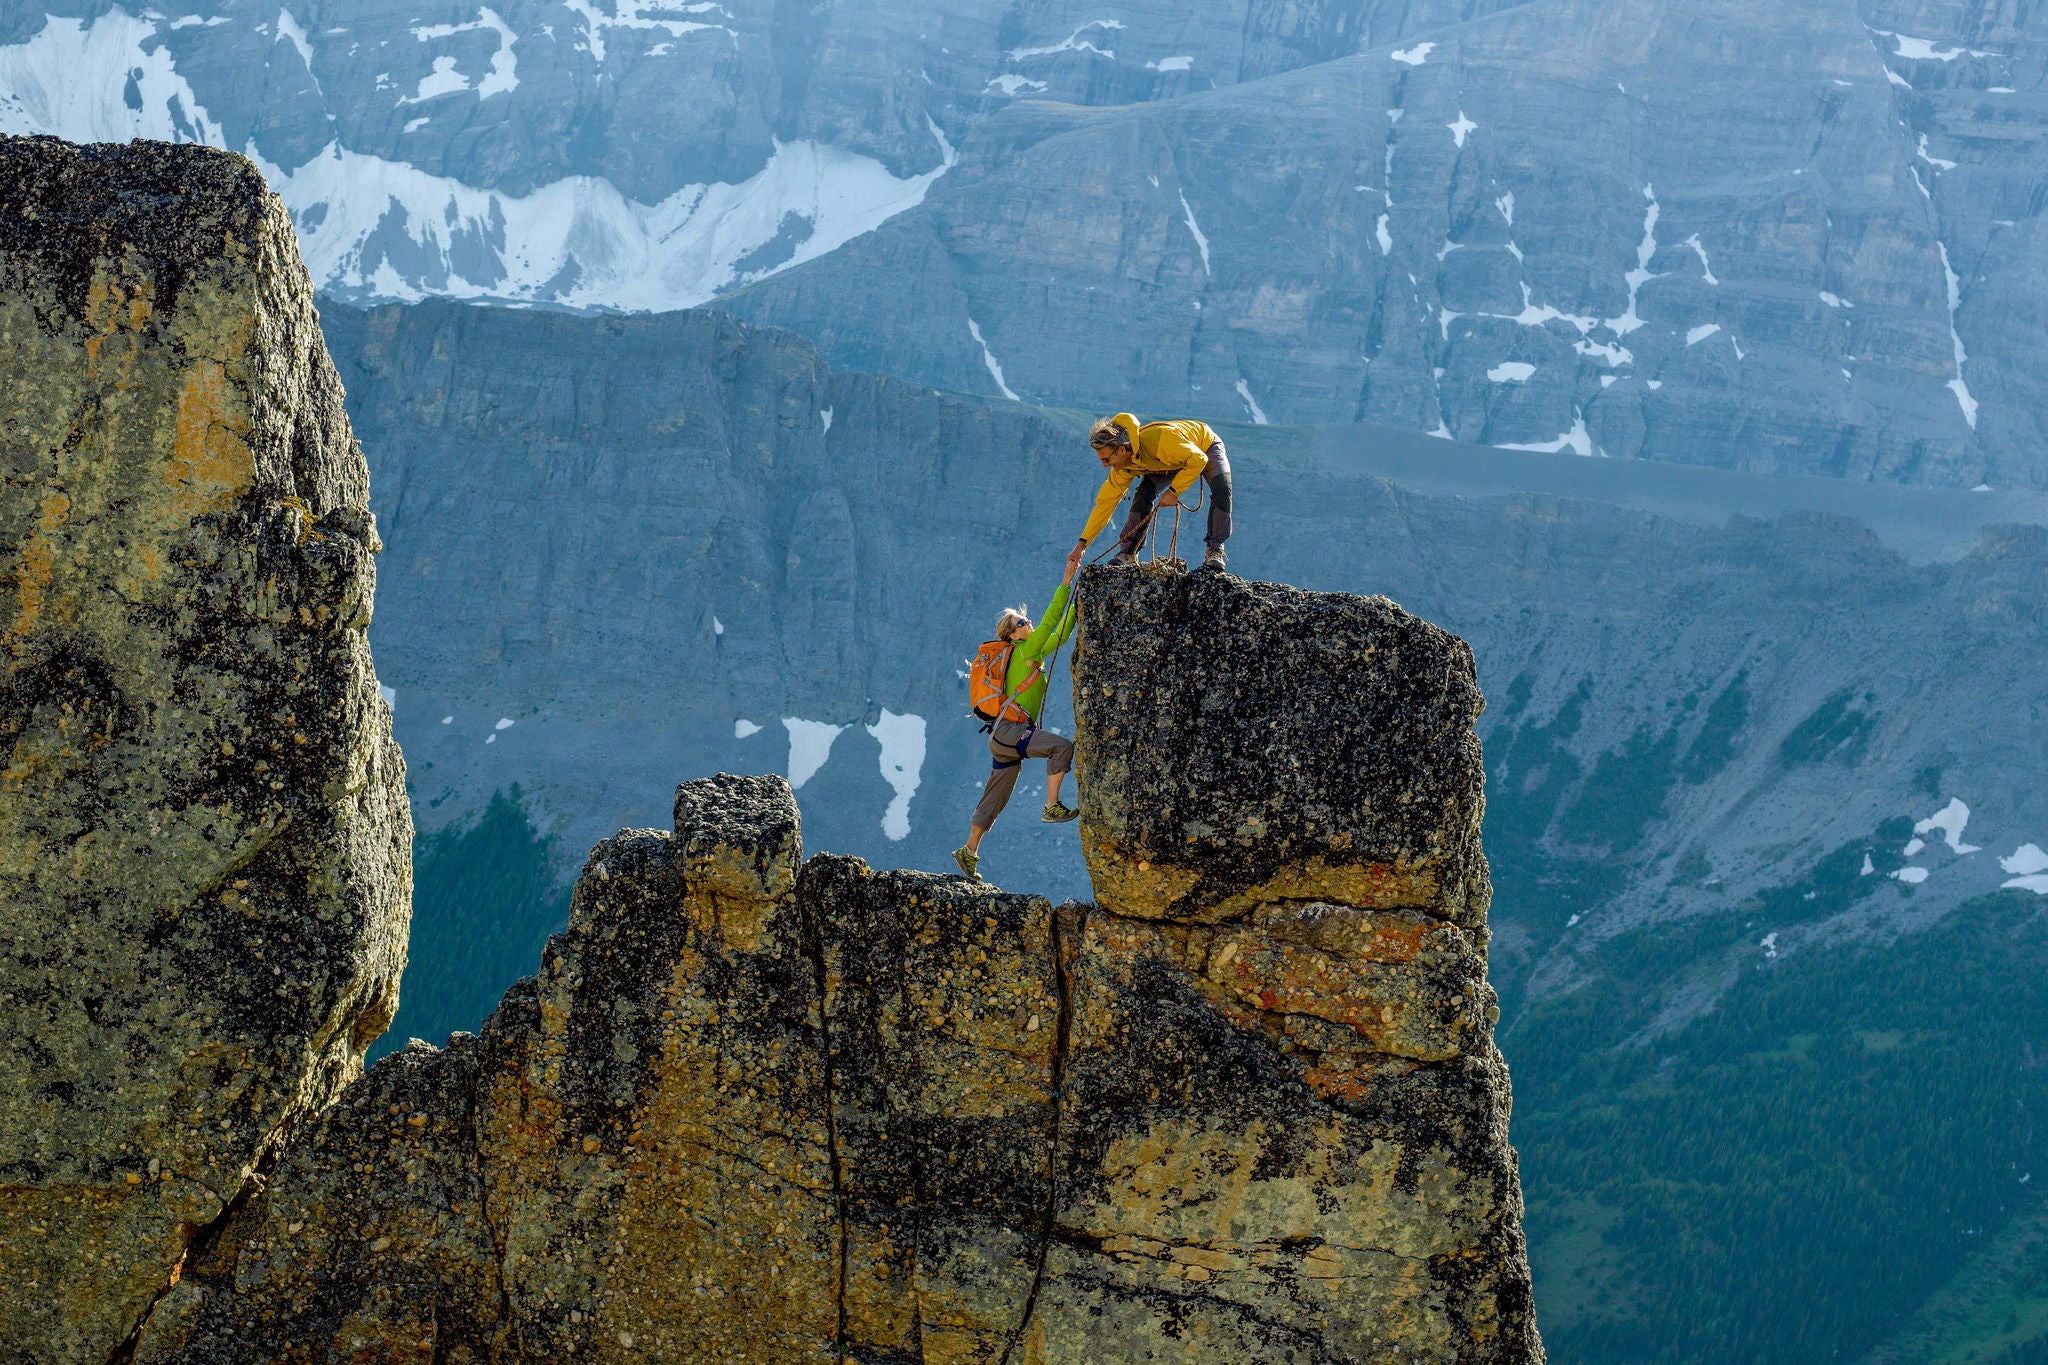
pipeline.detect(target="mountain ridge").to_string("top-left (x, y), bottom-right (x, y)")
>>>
top-left (9, 0), bottom-right (2048, 483)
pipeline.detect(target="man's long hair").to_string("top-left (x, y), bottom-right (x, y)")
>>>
top-left (1088, 417), bottom-right (1130, 449)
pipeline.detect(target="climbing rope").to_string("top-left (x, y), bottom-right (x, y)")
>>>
top-left (1142, 478), bottom-right (1205, 566)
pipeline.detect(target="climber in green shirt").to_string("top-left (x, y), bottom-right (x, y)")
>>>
top-left (954, 545), bottom-right (1085, 882)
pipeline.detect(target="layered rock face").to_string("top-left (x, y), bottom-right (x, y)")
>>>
top-left (0, 136), bottom-right (410, 1364)
top-left (730, 0), bottom-right (2042, 486)
top-left (138, 583), bottom-right (1538, 1361)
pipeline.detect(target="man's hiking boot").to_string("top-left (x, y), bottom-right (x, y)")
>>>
top-left (1201, 546), bottom-right (1227, 572)
top-left (1108, 546), bottom-right (1137, 567)
top-left (952, 846), bottom-right (981, 882)
top-left (1043, 801), bottom-right (1079, 824)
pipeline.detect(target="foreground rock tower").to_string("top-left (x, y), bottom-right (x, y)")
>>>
top-left (0, 137), bottom-right (1538, 1363)
top-left (0, 136), bottom-right (412, 1365)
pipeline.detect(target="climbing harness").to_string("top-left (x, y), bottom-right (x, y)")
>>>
top-left (991, 720), bottom-right (1036, 771)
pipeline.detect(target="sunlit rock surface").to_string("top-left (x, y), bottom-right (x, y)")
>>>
top-left (0, 135), bottom-right (410, 1365)
top-left (142, 572), bottom-right (1537, 1362)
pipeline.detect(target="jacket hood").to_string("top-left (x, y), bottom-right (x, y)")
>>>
top-left (1111, 412), bottom-right (1142, 449)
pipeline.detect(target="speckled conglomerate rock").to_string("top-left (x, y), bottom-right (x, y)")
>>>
top-left (1073, 563), bottom-right (1491, 929)
top-left (144, 562), bottom-right (1539, 1362)
top-left (1054, 564), bottom-right (1535, 1360)
top-left (0, 136), bottom-right (411, 1365)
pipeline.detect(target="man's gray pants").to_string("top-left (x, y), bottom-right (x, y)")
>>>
top-left (972, 720), bottom-right (1074, 830)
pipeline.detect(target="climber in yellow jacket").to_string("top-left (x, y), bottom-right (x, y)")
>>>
top-left (1076, 412), bottom-right (1233, 572)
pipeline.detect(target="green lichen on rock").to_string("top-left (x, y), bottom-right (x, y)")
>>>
top-left (0, 135), bottom-right (410, 1364)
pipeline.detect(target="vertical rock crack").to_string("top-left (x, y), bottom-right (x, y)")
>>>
top-left (998, 903), bottom-right (1082, 1365)
top-left (802, 896), bottom-right (852, 1364)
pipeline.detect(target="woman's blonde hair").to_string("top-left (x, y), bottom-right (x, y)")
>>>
top-left (995, 606), bottom-right (1031, 641)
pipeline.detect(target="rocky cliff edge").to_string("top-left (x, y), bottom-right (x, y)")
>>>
top-left (128, 567), bottom-right (1540, 1364)
top-left (0, 134), bottom-right (412, 1365)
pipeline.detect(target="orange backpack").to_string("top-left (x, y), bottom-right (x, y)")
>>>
top-left (969, 640), bottom-right (1032, 726)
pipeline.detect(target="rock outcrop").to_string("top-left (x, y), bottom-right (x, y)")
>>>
top-left (1068, 566), bottom-right (1530, 1354)
top-left (0, 136), bottom-right (410, 1364)
top-left (132, 574), bottom-right (1538, 1362)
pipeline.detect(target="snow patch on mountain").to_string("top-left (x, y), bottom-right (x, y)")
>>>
top-left (967, 317), bottom-right (1021, 401)
top-left (1607, 185), bottom-right (1663, 337)
top-left (244, 135), bottom-right (953, 308)
top-left (866, 710), bottom-right (926, 841)
top-left (1008, 19), bottom-right (1122, 62)
top-left (2003, 844), bottom-right (2048, 893)
top-left (275, 9), bottom-right (320, 94)
top-left (410, 8), bottom-right (519, 99)
top-left (563, 0), bottom-right (731, 63)
top-left (783, 719), bottom-right (845, 790)
top-left (0, 9), bottom-right (222, 145)
top-left (1685, 234), bottom-right (1718, 285)
top-left (1179, 190), bottom-right (1212, 276)
top-left (1938, 242), bottom-right (1979, 428)
top-left (1500, 410), bottom-right (1594, 456)
top-left (1869, 28), bottom-right (1994, 62)
top-left (1914, 797), bottom-right (1982, 854)
top-left (1917, 134), bottom-right (1957, 172)
top-left (1505, 283), bottom-right (1596, 334)
top-left (1576, 338), bottom-right (1632, 367)
top-left (2004, 845), bottom-right (2048, 876)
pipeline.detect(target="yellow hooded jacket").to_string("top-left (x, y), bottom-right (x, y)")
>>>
top-left (1076, 413), bottom-right (1220, 546)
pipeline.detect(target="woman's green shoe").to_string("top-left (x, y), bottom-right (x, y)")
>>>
top-left (1042, 801), bottom-right (1078, 824)
top-left (952, 846), bottom-right (981, 881)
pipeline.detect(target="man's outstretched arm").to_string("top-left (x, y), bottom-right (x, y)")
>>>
top-left (1075, 468), bottom-right (1134, 547)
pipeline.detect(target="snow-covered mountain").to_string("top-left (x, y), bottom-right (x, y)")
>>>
top-left (0, 3), bottom-right (959, 309)
top-left (0, 0), bottom-right (1442, 309)
top-left (10, 0), bottom-right (2048, 484)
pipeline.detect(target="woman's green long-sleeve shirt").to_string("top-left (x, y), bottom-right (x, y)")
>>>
top-left (1005, 582), bottom-right (1079, 723)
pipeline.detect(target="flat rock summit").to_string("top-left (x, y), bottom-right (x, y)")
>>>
top-left (0, 136), bottom-right (1540, 1363)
